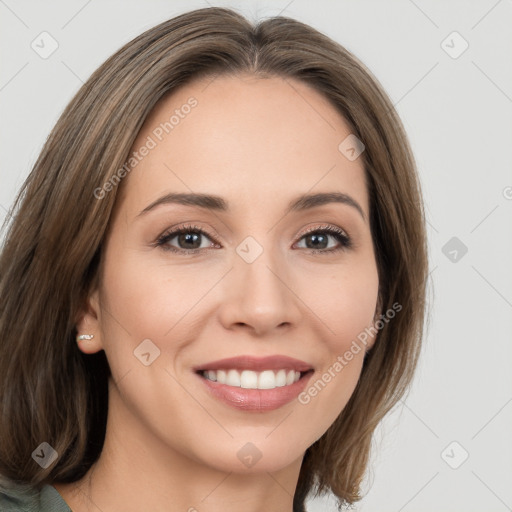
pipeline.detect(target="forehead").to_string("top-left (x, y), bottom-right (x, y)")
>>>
top-left (119, 74), bottom-right (368, 218)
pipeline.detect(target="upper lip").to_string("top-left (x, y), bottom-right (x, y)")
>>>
top-left (194, 355), bottom-right (314, 373)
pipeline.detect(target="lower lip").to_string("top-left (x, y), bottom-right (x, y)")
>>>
top-left (197, 371), bottom-right (314, 411)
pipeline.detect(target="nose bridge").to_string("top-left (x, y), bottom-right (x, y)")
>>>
top-left (236, 237), bottom-right (287, 309)
top-left (239, 244), bottom-right (282, 298)
top-left (218, 234), bottom-right (301, 334)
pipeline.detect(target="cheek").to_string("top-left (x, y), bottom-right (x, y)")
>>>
top-left (100, 252), bottom-right (205, 331)
top-left (326, 278), bottom-right (378, 347)
top-left (98, 251), bottom-right (227, 371)
top-left (294, 257), bottom-right (378, 434)
top-left (96, 252), bottom-right (171, 376)
top-left (309, 255), bottom-right (379, 350)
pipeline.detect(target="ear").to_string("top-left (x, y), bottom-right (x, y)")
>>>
top-left (75, 288), bottom-right (104, 354)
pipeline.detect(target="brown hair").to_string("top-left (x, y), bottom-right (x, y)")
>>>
top-left (0, 7), bottom-right (427, 510)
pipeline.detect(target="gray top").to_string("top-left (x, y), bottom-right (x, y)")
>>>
top-left (0, 480), bottom-right (71, 511)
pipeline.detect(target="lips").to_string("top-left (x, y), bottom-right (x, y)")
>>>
top-left (193, 355), bottom-right (314, 411)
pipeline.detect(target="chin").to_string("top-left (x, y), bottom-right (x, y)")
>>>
top-left (189, 433), bottom-right (311, 475)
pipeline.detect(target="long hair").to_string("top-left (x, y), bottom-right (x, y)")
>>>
top-left (0, 7), bottom-right (428, 510)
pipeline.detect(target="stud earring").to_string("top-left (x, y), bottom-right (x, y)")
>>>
top-left (76, 334), bottom-right (94, 342)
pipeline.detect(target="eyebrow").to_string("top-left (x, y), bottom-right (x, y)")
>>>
top-left (137, 191), bottom-right (366, 221)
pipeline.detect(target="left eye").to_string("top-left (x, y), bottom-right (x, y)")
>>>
top-left (294, 226), bottom-right (351, 252)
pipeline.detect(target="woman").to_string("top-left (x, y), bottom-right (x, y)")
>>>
top-left (0, 7), bottom-right (427, 511)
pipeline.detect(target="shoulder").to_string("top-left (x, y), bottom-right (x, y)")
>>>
top-left (0, 477), bottom-right (39, 511)
top-left (0, 477), bottom-right (71, 512)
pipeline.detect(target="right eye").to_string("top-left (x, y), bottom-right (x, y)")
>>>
top-left (155, 224), bottom-right (221, 254)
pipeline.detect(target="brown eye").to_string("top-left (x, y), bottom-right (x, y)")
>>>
top-left (295, 226), bottom-right (352, 253)
top-left (172, 231), bottom-right (203, 250)
top-left (156, 225), bottom-right (219, 253)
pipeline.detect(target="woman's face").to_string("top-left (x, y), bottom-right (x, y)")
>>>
top-left (83, 74), bottom-right (379, 474)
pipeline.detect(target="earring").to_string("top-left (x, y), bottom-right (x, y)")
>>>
top-left (76, 334), bottom-right (94, 342)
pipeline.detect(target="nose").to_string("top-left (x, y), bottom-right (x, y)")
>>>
top-left (217, 245), bottom-right (302, 336)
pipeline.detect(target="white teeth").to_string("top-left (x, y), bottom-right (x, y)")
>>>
top-left (275, 369), bottom-right (287, 387)
top-left (226, 369), bottom-right (241, 387)
top-left (240, 370), bottom-right (258, 389)
top-left (202, 368), bottom-right (304, 390)
top-left (258, 370), bottom-right (276, 389)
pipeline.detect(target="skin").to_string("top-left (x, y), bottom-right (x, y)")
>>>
top-left (55, 74), bottom-right (380, 512)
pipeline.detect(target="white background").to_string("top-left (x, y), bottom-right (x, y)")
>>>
top-left (1, 1), bottom-right (511, 510)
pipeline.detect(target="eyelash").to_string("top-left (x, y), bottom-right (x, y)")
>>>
top-left (154, 223), bottom-right (352, 255)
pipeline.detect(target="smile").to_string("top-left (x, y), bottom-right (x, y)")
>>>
top-left (194, 355), bottom-right (314, 411)
top-left (201, 368), bottom-right (302, 390)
